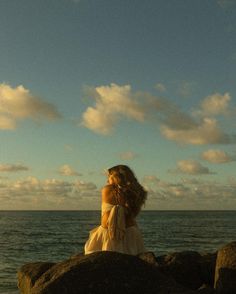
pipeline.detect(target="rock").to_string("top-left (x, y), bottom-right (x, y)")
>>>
top-left (157, 251), bottom-right (203, 290)
top-left (18, 251), bottom-right (195, 294)
top-left (197, 284), bottom-right (215, 294)
top-left (138, 251), bottom-right (158, 266)
top-left (199, 253), bottom-right (217, 287)
top-left (214, 241), bottom-right (236, 294)
top-left (17, 262), bottom-right (55, 294)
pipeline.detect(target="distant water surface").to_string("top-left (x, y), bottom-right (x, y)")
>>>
top-left (0, 210), bottom-right (235, 293)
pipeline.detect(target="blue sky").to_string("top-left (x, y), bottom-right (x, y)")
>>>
top-left (0, 0), bottom-right (236, 210)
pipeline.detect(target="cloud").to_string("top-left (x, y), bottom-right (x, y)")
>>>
top-left (155, 83), bottom-right (166, 92)
top-left (142, 174), bottom-right (236, 209)
top-left (198, 93), bottom-right (231, 116)
top-left (118, 151), bottom-right (138, 160)
top-left (170, 160), bottom-right (214, 175)
top-left (81, 83), bottom-right (145, 135)
top-left (161, 117), bottom-right (232, 145)
top-left (201, 149), bottom-right (236, 163)
top-left (81, 84), bottom-right (236, 145)
top-left (0, 176), bottom-right (99, 209)
top-left (58, 165), bottom-right (81, 176)
top-left (0, 164), bottom-right (29, 173)
top-left (0, 83), bottom-right (62, 130)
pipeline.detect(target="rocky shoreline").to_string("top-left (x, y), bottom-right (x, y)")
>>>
top-left (17, 241), bottom-right (236, 293)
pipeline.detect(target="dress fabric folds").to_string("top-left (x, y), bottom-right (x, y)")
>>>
top-left (84, 203), bottom-right (146, 255)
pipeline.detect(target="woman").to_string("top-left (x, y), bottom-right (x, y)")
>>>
top-left (84, 165), bottom-right (147, 255)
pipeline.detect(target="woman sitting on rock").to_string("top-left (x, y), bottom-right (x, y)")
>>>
top-left (84, 164), bottom-right (147, 255)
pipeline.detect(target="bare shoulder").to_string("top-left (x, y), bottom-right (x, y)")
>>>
top-left (101, 184), bottom-right (115, 203)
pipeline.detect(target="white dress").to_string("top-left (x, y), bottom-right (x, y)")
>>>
top-left (84, 202), bottom-right (146, 255)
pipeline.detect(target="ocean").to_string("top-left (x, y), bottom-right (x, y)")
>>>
top-left (0, 210), bottom-right (235, 293)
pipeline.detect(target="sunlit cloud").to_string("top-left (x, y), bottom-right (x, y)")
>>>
top-left (170, 159), bottom-right (214, 175)
top-left (58, 164), bottom-right (81, 176)
top-left (197, 93), bottom-right (231, 117)
top-left (201, 149), bottom-right (236, 163)
top-left (161, 117), bottom-right (232, 145)
top-left (0, 176), bottom-right (99, 209)
top-left (118, 151), bottom-right (138, 160)
top-left (0, 83), bottom-right (62, 130)
top-left (81, 83), bottom-right (145, 135)
top-left (142, 175), bottom-right (236, 209)
top-left (0, 164), bottom-right (29, 173)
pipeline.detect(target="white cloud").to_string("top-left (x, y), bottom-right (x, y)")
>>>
top-left (171, 160), bottom-right (213, 175)
top-left (0, 176), bottom-right (99, 209)
top-left (201, 149), bottom-right (236, 163)
top-left (0, 83), bottom-right (61, 130)
top-left (155, 83), bottom-right (166, 92)
top-left (199, 93), bottom-right (231, 116)
top-left (58, 164), bottom-right (81, 176)
top-left (0, 164), bottom-right (29, 173)
top-left (81, 83), bottom-right (145, 135)
top-left (119, 151), bottom-right (137, 160)
top-left (142, 175), bottom-right (236, 210)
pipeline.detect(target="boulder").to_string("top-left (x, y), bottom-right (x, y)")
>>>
top-left (18, 251), bottom-right (195, 294)
top-left (157, 251), bottom-right (203, 290)
top-left (214, 241), bottom-right (236, 294)
top-left (17, 262), bottom-right (55, 294)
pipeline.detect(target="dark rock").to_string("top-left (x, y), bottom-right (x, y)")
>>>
top-left (138, 251), bottom-right (158, 266)
top-left (199, 252), bottom-right (217, 287)
top-left (157, 251), bottom-right (203, 290)
top-left (17, 262), bottom-right (55, 294)
top-left (18, 251), bottom-right (195, 294)
top-left (214, 241), bottom-right (236, 294)
top-left (197, 284), bottom-right (215, 294)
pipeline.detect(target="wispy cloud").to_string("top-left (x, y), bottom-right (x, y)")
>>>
top-left (81, 83), bottom-right (236, 145)
top-left (81, 83), bottom-right (145, 135)
top-left (201, 149), bottom-right (236, 163)
top-left (170, 159), bottom-right (214, 175)
top-left (0, 83), bottom-right (62, 130)
top-left (58, 164), bottom-right (81, 176)
top-left (118, 151), bottom-right (138, 160)
top-left (0, 164), bottom-right (29, 173)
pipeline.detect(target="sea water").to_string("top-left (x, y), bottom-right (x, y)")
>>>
top-left (0, 210), bottom-right (235, 293)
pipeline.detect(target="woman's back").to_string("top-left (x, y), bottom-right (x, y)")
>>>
top-left (101, 184), bottom-right (137, 228)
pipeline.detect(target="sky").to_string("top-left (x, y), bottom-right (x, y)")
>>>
top-left (0, 0), bottom-right (236, 210)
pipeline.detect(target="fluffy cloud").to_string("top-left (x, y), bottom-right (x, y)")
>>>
top-left (142, 175), bottom-right (236, 209)
top-left (201, 149), bottom-right (236, 163)
top-left (0, 83), bottom-right (61, 130)
top-left (119, 151), bottom-right (137, 160)
top-left (0, 164), bottom-right (29, 173)
top-left (171, 160), bottom-right (213, 175)
top-left (81, 83), bottom-right (145, 135)
top-left (198, 93), bottom-right (231, 116)
top-left (81, 83), bottom-right (235, 145)
top-left (0, 176), bottom-right (99, 209)
top-left (58, 165), bottom-right (81, 176)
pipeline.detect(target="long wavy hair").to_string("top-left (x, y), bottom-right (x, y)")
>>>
top-left (107, 165), bottom-right (147, 217)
